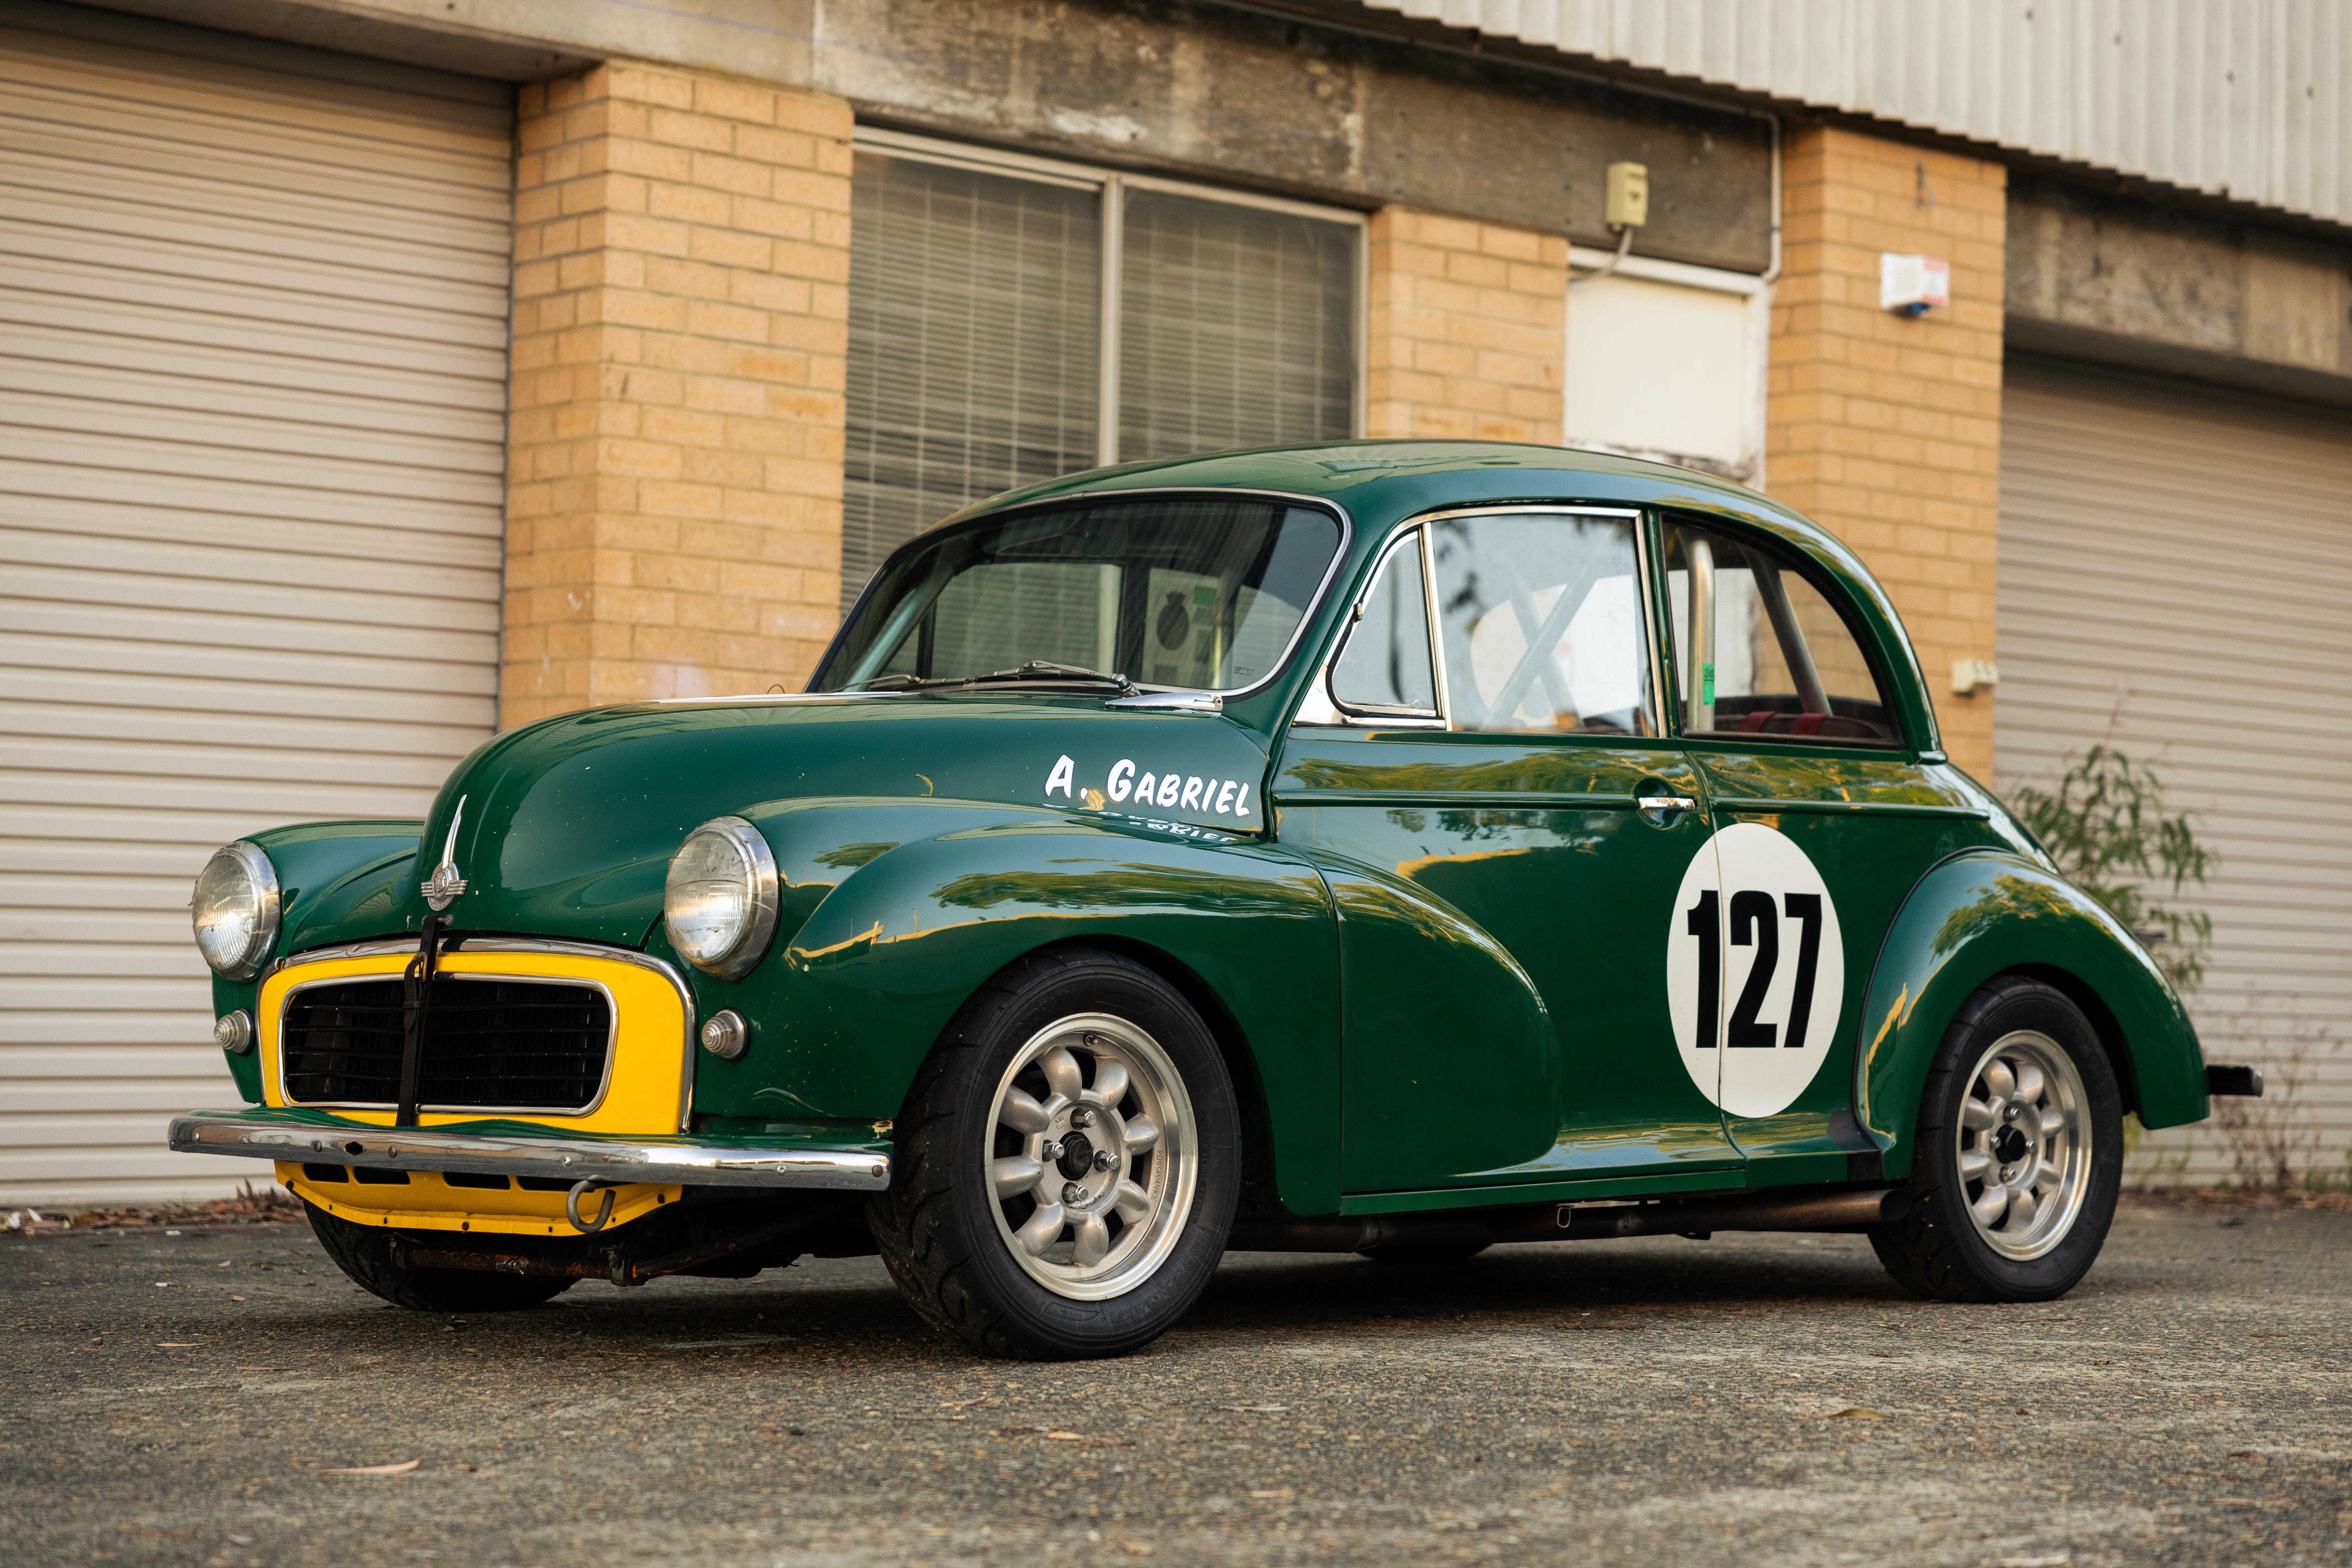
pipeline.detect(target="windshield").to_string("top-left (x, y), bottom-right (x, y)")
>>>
top-left (813, 497), bottom-right (1343, 693)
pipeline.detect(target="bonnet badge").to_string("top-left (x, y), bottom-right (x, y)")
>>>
top-left (421, 796), bottom-right (469, 911)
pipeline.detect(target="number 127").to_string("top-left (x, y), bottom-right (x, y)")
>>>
top-left (1683, 890), bottom-right (1824, 1049)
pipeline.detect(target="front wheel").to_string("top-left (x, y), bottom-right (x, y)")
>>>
top-left (870, 949), bottom-right (1240, 1359)
top-left (1869, 976), bottom-right (2123, 1303)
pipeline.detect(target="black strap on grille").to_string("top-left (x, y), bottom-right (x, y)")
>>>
top-left (396, 915), bottom-right (443, 1128)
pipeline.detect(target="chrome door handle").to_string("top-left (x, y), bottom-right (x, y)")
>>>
top-left (1638, 795), bottom-right (1697, 813)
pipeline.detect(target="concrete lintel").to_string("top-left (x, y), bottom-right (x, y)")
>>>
top-left (2007, 173), bottom-right (2352, 406)
top-left (62, 0), bottom-right (1773, 269)
top-left (60, 0), bottom-right (810, 83)
top-left (814, 0), bottom-right (1774, 274)
top-left (2004, 320), bottom-right (2352, 412)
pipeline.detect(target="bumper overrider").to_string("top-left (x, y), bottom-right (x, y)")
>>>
top-left (170, 1107), bottom-right (890, 1192)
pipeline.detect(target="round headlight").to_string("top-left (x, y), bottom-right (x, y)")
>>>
top-left (663, 817), bottom-right (779, 980)
top-left (191, 842), bottom-right (280, 981)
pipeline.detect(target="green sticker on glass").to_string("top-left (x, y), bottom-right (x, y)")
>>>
top-left (1702, 662), bottom-right (1716, 705)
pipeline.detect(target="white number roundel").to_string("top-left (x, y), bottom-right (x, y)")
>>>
top-left (1665, 822), bottom-right (1845, 1118)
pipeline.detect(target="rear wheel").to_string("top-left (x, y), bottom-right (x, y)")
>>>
top-left (1869, 976), bottom-right (2122, 1303)
top-left (305, 1202), bottom-right (574, 1312)
top-left (870, 949), bottom-right (1239, 1359)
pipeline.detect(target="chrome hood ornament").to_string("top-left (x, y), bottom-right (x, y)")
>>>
top-left (420, 796), bottom-right (469, 911)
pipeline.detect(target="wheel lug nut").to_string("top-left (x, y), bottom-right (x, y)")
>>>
top-left (1069, 1107), bottom-right (1096, 1129)
top-left (1061, 1181), bottom-right (1087, 1205)
top-left (1093, 1150), bottom-right (1117, 1173)
top-left (1040, 1139), bottom-right (1063, 1161)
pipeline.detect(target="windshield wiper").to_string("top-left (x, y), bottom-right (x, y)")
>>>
top-left (962, 661), bottom-right (1135, 692)
top-left (844, 661), bottom-right (1135, 695)
top-left (842, 672), bottom-right (962, 691)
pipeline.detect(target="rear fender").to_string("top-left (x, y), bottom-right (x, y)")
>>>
top-left (1858, 849), bottom-right (2207, 1176)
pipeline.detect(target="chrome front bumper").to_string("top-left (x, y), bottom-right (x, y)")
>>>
top-left (169, 1110), bottom-right (891, 1192)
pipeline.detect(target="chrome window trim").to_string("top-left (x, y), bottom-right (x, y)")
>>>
top-left (1321, 526), bottom-right (1446, 728)
top-left (1405, 505), bottom-right (1657, 738)
top-left (168, 1112), bottom-right (890, 1192)
top-left (277, 971), bottom-right (619, 1120)
top-left (269, 939), bottom-right (701, 1134)
top-left (809, 487), bottom-right (1356, 703)
top-left (1419, 519), bottom-right (1454, 729)
top-left (1637, 513), bottom-right (1670, 739)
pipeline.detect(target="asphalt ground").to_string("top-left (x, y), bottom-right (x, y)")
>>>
top-left (2, 1197), bottom-right (2347, 1568)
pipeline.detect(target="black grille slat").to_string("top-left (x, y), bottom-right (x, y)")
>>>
top-left (282, 977), bottom-right (612, 1112)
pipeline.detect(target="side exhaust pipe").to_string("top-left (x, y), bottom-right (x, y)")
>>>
top-left (1227, 1186), bottom-right (1908, 1254)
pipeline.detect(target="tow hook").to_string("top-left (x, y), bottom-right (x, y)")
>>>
top-left (565, 1178), bottom-right (616, 1234)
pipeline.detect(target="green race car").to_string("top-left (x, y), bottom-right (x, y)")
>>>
top-left (171, 441), bottom-right (2252, 1359)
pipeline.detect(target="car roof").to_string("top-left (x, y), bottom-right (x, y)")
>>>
top-left (939, 437), bottom-right (1748, 514)
top-left (926, 440), bottom-right (1873, 607)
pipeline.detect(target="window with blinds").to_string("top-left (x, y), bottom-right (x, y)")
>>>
top-left (842, 134), bottom-right (1361, 614)
top-left (1118, 188), bottom-right (1359, 463)
top-left (841, 153), bottom-right (1102, 613)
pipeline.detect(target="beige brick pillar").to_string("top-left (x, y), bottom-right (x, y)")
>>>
top-left (1365, 208), bottom-right (1566, 443)
top-left (1766, 127), bottom-right (2007, 776)
top-left (503, 62), bottom-right (851, 729)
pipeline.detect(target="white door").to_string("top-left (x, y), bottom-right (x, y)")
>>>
top-left (0, 18), bottom-right (512, 1203)
top-left (1997, 359), bottom-right (2352, 1185)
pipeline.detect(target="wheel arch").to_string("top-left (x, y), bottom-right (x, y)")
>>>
top-left (2003, 962), bottom-right (2139, 1122)
top-left (1857, 849), bottom-right (2206, 1179)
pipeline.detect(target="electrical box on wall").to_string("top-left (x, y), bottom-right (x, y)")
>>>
top-left (1951, 659), bottom-right (2000, 697)
top-left (1880, 253), bottom-right (1950, 315)
top-left (1605, 162), bottom-right (1649, 229)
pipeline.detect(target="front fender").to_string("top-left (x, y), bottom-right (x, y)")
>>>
top-left (693, 802), bottom-right (1343, 1215)
top-left (1858, 849), bottom-right (2207, 1176)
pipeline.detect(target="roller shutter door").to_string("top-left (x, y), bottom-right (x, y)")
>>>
top-left (1996, 360), bottom-right (2352, 1182)
top-left (0, 19), bottom-right (512, 1203)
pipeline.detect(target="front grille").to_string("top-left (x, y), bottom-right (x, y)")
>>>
top-left (281, 976), bottom-right (612, 1113)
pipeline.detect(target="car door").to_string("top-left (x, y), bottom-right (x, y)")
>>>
top-left (1659, 514), bottom-right (1999, 1184)
top-left (1276, 507), bottom-right (1740, 1198)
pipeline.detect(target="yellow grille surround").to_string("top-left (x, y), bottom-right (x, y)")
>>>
top-left (257, 939), bottom-right (695, 1236)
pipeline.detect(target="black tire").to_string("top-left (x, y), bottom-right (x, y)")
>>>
top-left (869, 948), bottom-right (1241, 1360)
top-left (1869, 976), bottom-right (2123, 1303)
top-left (305, 1202), bottom-right (575, 1312)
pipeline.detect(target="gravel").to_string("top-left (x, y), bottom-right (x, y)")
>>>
top-left (2, 1196), bottom-right (2345, 1566)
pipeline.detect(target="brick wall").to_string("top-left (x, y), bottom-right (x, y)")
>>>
top-left (1766, 127), bottom-right (2007, 775)
top-left (504, 62), bottom-right (852, 729)
top-left (1366, 207), bottom-right (1566, 444)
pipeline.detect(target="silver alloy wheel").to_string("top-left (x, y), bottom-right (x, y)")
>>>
top-left (983, 1013), bottom-right (1198, 1302)
top-left (1954, 1029), bottom-right (2092, 1261)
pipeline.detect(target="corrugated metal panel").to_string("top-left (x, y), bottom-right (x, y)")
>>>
top-left (0, 21), bottom-right (512, 1205)
top-left (1363, 1), bottom-right (2352, 229)
top-left (1996, 361), bottom-right (2352, 1185)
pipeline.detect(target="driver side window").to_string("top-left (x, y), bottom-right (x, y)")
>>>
top-left (1425, 510), bottom-right (1657, 736)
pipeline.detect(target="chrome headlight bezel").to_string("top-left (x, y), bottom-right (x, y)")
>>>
top-left (191, 842), bottom-right (281, 982)
top-left (663, 816), bottom-right (780, 981)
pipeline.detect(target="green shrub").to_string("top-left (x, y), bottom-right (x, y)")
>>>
top-left (2006, 744), bottom-right (2214, 995)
